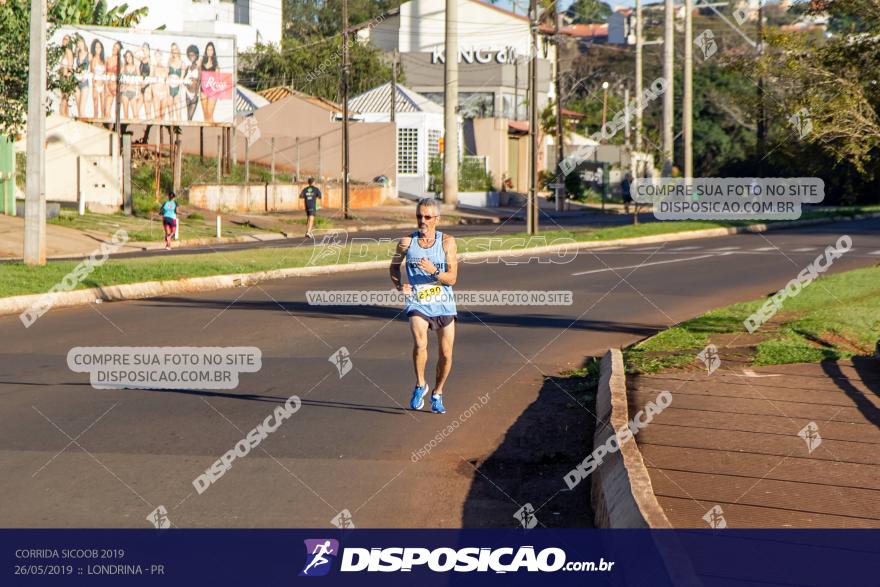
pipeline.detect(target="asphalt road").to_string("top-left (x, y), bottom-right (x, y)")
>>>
top-left (1, 218), bottom-right (878, 529)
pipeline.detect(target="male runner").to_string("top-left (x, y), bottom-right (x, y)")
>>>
top-left (300, 177), bottom-right (322, 238)
top-left (389, 198), bottom-right (458, 414)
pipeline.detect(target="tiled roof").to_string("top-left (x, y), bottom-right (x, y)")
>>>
top-left (257, 86), bottom-right (344, 113)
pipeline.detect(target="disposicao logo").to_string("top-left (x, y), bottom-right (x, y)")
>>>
top-left (300, 539), bottom-right (339, 577)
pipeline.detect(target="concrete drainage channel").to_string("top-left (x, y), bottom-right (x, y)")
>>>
top-left (591, 349), bottom-right (671, 528)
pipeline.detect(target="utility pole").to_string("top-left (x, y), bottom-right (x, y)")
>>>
top-left (342, 0), bottom-right (351, 218)
top-left (390, 48), bottom-right (398, 123)
top-left (662, 0), bottom-right (674, 175)
top-left (554, 5), bottom-right (565, 212)
top-left (683, 0), bottom-right (693, 179)
top-left (443, 0), bottom-right (459, 206)
top-left (24, 0), bottom-right (47, 265)
top-left (527, 0), bottom-right (539, 234)
top-left (756, 0), bottom-right (765, 176)
top-left (635, 0), bottom-right (643, 152)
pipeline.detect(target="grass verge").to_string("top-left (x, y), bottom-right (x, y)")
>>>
top-left (624, 265), bottom-right (880, 372)
top-left (3, 211), bottom-right (879, 299)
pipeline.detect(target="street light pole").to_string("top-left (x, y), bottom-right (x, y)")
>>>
top-left (342, 0), bottom-right (351, 219)
top-left (634, 0), bottom-right (643, 152)
top-left (554, 6), bottom-right (565, 212)
top-left (443, 0), bottom-right (459, 207)
top-left (24, 0), bottom-right (47, 266)
top-left (662, 0), bottom-right (674, 175)
top-left (527, 0), bottom-right (539, 235)
top-left (683, 0), bottom-right (694, 179)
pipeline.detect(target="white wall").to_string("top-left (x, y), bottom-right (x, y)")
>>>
top-left (106, 0), bottom-right (281, 50)
top-left (367, 0), bottom-right (552, 59)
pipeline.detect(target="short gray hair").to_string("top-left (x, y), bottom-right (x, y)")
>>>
top-left (416, 197), bottom-right (440, 215)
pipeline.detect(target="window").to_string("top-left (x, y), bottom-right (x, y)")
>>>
top-left (427, 128), bottom-right (442, 162)
top-left (420, 92), bottom-right (495, 119)
top-left (502, 93), bottom-right (526, 120)
top-left (234, 0), bottom-right (250, 25)
top-left (459, 92), bottom-right (495, 118)
top-left (398, 128), bottom-right (419, 175)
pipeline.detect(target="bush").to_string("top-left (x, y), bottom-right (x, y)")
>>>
top-left (428, 156), bottom-right (495, 193)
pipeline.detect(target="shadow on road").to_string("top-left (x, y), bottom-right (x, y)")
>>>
top-left (460, 369), bottom-right (596, 528)
top-left (138, 298), bottom-right (661, 335)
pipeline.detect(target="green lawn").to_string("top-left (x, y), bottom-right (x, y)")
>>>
top-left (625, 265), bottom-right (880, 371)
top-left (49, 210), bottom-right (280, 242)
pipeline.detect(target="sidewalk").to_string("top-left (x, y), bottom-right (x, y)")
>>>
top-left (0, 202), bottom-right (507, 262)
top-left (628, 353), bottom-right (880, 528)
top-left (0, 214), bottom-right (150, 260)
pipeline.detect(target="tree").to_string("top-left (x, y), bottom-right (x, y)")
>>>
top-left (281, 0), bottom-right (401, 38)
top-left (50, 0), bottom-right (149, 28)
top-left (0, 0), bottom-right (147, 139)
top-left (566, 0), bottom-right (612, 24)
top-left (753, 0), bottom-right (880, 175)
top-left (239, 36), bottom-right (398, 102)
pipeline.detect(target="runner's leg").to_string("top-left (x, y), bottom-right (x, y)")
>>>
top-left (409, 315), bottom-right (429, 388)
top-left (433, 320), bottom-right (455, 395)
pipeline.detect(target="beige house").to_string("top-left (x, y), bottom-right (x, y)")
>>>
top-left (176, 88), bottom-right (398, 186)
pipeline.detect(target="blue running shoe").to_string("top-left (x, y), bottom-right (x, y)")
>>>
top-left (410, 384), bottom-right (429, 410)
top-left (431, 394), bottom-right (446, 414)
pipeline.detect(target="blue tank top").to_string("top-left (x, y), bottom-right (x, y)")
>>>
top-left (404, 231), bottom-right (457, 318)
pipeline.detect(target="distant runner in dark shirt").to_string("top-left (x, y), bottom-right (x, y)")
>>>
top-left (300, 177), bottom-right (322, 238)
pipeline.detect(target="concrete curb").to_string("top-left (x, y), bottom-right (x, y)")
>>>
top-left (2, 212), bottom-right (877, 318)
top-left (592, 349), bottom-right (671, 528)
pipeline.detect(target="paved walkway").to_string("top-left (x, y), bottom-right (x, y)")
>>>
top-left (0, 214), bottom-right (127, 260)
top-left (629, 357), bottom-right (880, 528)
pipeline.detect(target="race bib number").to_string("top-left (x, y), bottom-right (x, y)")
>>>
top-left (415, 284), bottom-right (442, 303)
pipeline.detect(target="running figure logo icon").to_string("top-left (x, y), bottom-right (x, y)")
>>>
top-left (300, 539), bottom-right (339, 577)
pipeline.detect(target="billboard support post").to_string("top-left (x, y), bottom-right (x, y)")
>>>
top-left (154, 130), bottom-right (161, 201)
top-left (173, 135), bottom-right (182, 195)
top-left (200, 128), bottom-right (204, 163)
top-left (244, 139), bottom-right (250, 184)
top-left (122, 134), bottom-right (132, 215)
top-left (270, 138), bottom-right (276, 184)
top-left (216, 135), bottom-right (221, 183)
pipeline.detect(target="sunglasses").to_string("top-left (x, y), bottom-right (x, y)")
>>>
top-left (416, 214), bottom-right (437, 221)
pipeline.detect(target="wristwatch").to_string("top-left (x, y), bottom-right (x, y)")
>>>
top-left (432, 269), bottom-right (441, 279)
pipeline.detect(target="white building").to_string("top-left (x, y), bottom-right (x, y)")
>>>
top-left (106, 0), bottom-right (282, 51)
top-left (349, 82), bottom-right (449, 198)
top-left (357, 0), bottom-right (555, 120)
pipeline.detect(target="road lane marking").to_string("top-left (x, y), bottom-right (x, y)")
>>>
top-left (630, 246), bottom-right (662, 251)
top-left (791, 247), bottom-right (818, 252)
top-left (571, 252), bottom-right (725, 276)
top-left (869, 250), bottom-right (880, 255)
top-left (708, 246), bottom-right (740, 251)
top-left (669, 246), bottom-right (701, 251)
top-left (753, 246), bottom-right (776, 251)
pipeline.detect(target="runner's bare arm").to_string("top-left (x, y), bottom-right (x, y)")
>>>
top-left (390, 236), bottom-right (412, 292)
top-left (438, 234), bottom-right (458, 286)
